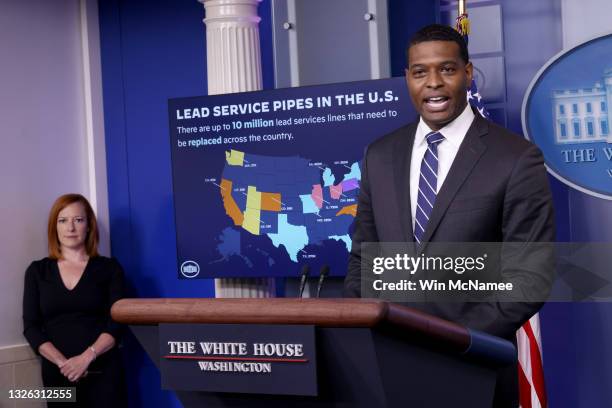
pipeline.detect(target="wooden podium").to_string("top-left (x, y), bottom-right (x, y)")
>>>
top-left (112, 298), bottom-right (515, 407)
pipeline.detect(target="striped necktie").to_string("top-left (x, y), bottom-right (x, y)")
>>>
top-left (414, 131), bottom-right (445, 243)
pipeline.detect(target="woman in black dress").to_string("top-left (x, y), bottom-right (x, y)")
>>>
top-left (23, 193), bottom-right (128, 407)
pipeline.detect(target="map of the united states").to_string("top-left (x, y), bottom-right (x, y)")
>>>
top-left (217, 149), bottom-right (360, 263)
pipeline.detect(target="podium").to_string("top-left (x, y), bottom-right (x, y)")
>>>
top-left (112, 298), bottom-right (515, 407)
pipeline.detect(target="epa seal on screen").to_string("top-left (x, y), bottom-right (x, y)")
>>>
top-left (523, 33), bottom-right (612, 200)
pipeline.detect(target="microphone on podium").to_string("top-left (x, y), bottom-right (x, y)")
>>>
top-left (298, 264), bottom-right (310, 298)
top-left (316, 265), bottom-right (330, 298)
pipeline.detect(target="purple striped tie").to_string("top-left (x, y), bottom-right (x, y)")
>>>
top-left (414, 131), bottom-right (445, 243)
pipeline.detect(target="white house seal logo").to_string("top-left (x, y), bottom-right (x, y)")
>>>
top-left (180, 260), bottom-right (200, 278)
top-left (523, 33), bottom-right (612, 200)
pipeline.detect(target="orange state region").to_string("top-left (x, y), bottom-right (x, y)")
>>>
top-left (261, 192), bottom-right (282, 212)
top-left (336, 204), bottom-right (357, 217)
top-left (220, 179), bottom-right (244, 226)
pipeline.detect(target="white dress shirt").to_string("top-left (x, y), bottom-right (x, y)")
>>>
top-left (410, 104), bottom-right (476, 230)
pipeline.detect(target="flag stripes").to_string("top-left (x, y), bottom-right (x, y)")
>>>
top-left (517, 315), bottom-right (547, 408)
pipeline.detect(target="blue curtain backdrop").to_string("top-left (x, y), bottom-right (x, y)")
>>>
top-left (99, 0), bottom-right (274, 406)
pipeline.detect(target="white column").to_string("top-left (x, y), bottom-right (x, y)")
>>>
top-left (80, 0), bottom-right (110, 257)
top-left (202, 0), bottom-right (263, 94)
top-left (199, 0), bottom-right (275, 298)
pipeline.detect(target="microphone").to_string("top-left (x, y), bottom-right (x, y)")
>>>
top-left (316, 265), bottom-right (330, 298)
top-left (298, 265), bottom-right (310, 298)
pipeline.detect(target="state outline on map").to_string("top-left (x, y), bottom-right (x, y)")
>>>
top-left (218, 149), bottom-right (361, 262)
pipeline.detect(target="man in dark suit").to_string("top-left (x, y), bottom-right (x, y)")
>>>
top-left (344, 24), bottom-right (555, 406)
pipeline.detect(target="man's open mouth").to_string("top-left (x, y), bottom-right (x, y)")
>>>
top-left (424, 96), bottom-right (450, 110)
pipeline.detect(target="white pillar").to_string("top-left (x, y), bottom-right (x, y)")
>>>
top-left (199, 0), bottom-right (275, 298)
top-left (201, 0), bottom-right (263, 95)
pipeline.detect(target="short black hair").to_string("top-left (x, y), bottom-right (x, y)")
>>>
top-left (407, 24), bottom-right (469, 64)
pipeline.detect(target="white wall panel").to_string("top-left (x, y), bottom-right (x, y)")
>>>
top-left (562, 0), bottom-right (612, 48)
top-left (0, 0), bottom-right (106, 348)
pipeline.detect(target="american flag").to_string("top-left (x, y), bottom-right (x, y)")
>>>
top-left (455, 12), bottom-right (547, 408)
top-left (517, 316), bottom-right (547, 408)
top-left (467, 81), bottom-right (491, 120)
